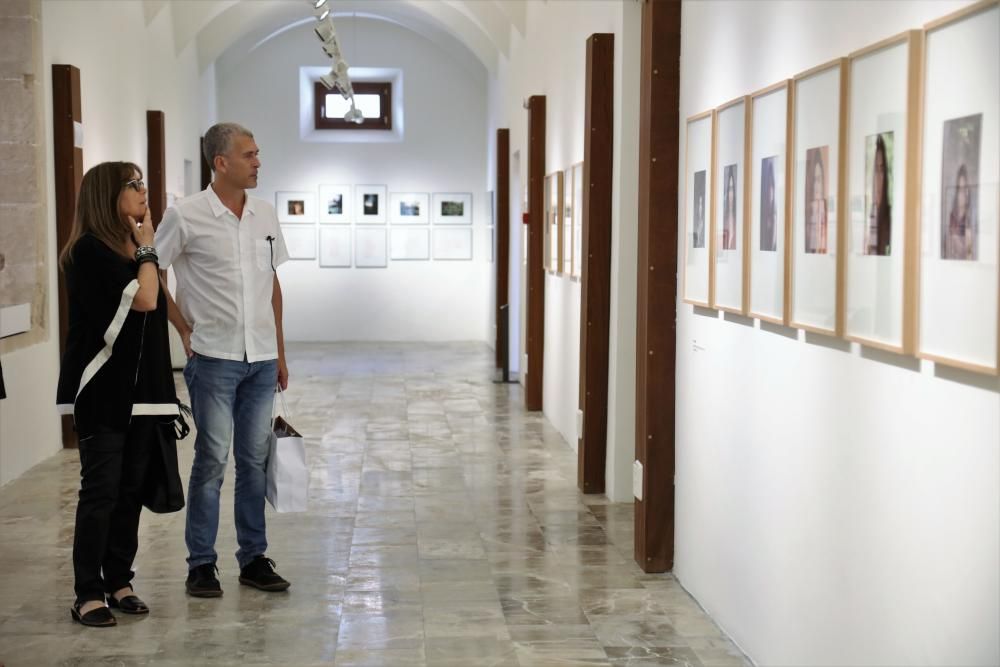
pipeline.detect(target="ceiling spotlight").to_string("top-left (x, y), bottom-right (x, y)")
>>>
top-left (313, 0), bottom-right (327, 9)
top-left (344, 102), bottom-right (364, 125)
top-left (314, 20), bottom-right (336, 44)
top-left (317, 8), bottom-right (330, 21)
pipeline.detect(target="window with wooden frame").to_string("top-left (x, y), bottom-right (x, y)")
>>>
top-left (313, 81), bottom-right (392, 130)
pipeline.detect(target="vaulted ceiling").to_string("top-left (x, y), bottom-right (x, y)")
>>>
top-left (143, 0), bottom-right (526, 74)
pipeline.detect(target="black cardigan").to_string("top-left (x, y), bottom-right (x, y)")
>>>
top-left (56, 234), bottom-right (180, 434)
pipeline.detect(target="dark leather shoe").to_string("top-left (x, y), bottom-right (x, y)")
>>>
top-left (186, 563), bottom-right (223, 597)
top-left (71, 602), bottom-right (117, 627)
top-left (107, 593), bottom-right (149, 615)
top-left (239, 556), bottom-right (290, 592)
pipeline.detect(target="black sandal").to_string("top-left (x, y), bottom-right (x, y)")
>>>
top-left (107, 588), bottom-right (149, 615)
top-left (71, 601), bottom-right (117, 627)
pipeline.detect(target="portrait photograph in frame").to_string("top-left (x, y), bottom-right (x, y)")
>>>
top-left (748, 81), bottom-right (791, 325)
top-left (432, 193), bottom-right (473, 225)
top-left (280, 224), bottom-right (317, 260)
top-left (318, 226), bottom-right (351, 268)
top-left (432, 228), bottom-right (473, 260)
top-left (712, 96), bottom-right (749, 314)
top-left (683, 110), bottom-right (714, 307)
top-left (919, 0), bottom-right (999, 374)
top-left (390, 227), bottom-right (430, 260)
top-left (318, 184), bottom-right (352, 224)
top-left (845, 30), bottom-right (922, 353)
top-left (390, 193), bottom-right (430, 225)
top-left (790, 59), bottom-right (846, 337)
top-left (276, 191), bottom-right (316, 224)
top-left (355, 185), bottom-right (387, 224)
top-left (563, 167), bottom-right (574, 276)
top-left (572, 162), bottom-right (584, 279)
top-left (355, 227), bottom-right (387, 267)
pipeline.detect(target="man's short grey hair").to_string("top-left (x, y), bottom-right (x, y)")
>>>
top-left (203, 122), bottom-right (254, 172)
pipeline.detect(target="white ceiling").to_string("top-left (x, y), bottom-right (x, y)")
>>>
top-left (143, 0), bottom-right (527, 74)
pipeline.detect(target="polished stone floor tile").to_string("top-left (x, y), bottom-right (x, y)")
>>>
top-left (0, 343), bottom-right (748, 666)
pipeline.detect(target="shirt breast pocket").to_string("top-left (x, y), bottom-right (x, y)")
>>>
top-left (255, 239), bottom-right (274, 272)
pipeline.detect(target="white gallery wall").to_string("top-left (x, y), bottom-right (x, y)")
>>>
top-left (0, 0), bottom-right (202, 486)
top-left (491, 1), bottom-right (641, 497)
top-left (215, 17), bottom-right (491, 343)
top-left (675, 1), bottom-right (999, 665)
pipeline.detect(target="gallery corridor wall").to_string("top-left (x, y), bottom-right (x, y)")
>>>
top-left (673, 1), bottom-right (999, 665)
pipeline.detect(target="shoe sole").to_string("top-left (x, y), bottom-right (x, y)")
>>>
top-left (70, 608), bottom-right (117, 627)
top-left (238, 577), bottom-right (290, 592)
top-left (185, 586), bottom-right (223, 598)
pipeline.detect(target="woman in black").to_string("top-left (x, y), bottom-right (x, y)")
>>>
top-left (57, 162), bottom-right (183, 627)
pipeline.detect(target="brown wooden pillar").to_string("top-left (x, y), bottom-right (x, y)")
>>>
top-left (635, 0), bottom-right (681, 572)
top-left (146, 110), bottom-right (166, 227)
top-left (52, 64), bottom-right (83, 449)
top-left (578, 34), bottom-right (615, 494)
top-left (525, 96), bottom-right (546, 411)
top-left (495, 128), bottom-right (511, 369)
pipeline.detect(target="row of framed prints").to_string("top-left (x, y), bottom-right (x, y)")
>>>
top-left (681, 0), bottom-right (999, 375)
top-left (276, 186), bottom-right (473, 225)
top-left (280, 225), bottom-right (477, 266)
top-left (544, 163), bottom-right (584, 279)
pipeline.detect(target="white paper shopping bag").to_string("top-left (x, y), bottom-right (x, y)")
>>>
top-left (266, 391), bottom-right (309, 513)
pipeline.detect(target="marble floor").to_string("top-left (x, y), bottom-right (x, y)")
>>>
top-left (0, 343), bottom-right (749, 667)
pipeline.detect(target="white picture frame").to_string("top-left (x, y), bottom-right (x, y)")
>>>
top-left (354, 227), bottom-right (387, 267)
top-left (918, 0), bottom-right (1000, 374)
top-left (433, 228), bottom-right (473, 260)
top-left (748, 81), bottom-right (791, 324)
top-left (572, 163), bottom-right (584, 279)
top-left (276, 191), bottom-right (316, 224)
top-left (683, 111), bottom-right (714, 307)
top-left (845, 31), bottom-right (921, 353)
top-left (318, 226), bottom-right (351, 268)
top-left (318, 184), bottom-right (352, 224)
top-left (390, 227), bottom-right (430, 260)
top-left (713, 96), bottom-right (749, 314)
top-left (562, 169), bottom-right (574, 276)
top-left (280, 224), bottom-right (317, 260)
top-left (432, 193), bottom-right (472, 225)
top-left (355, 184), bottom-right (387, 224)
top-left (390, 192), bottom-right (430, 225)
top-left (790, 59), bottom-right (846, 337)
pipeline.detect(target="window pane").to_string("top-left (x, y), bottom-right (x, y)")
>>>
top-left (325, 93), bottom-right (381, 120)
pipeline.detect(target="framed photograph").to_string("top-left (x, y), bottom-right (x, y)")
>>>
top-left (390, 227), bottom-right (430, 260)
top-left (712, 96), bottom-right (749, 314)
top-left (748, 81), bottom-right (791, 324)
top-left (390, 193), bottom-right (430, 225)
top-left (354, 227), bottom-right (387, 267)
top-left (276, 192), bottom-right (316, 224)
top-left (572, 163), bottom-right (584, 279)
top-left (562, 168), bottom-right (574, 276)
top-left (280, 224), bottom-right (316, 260)
top-left (433, 227), bottom-right (473, 260)
top-left (318, 184), bottom-right (351, 224)
top-left (790, 59), bottom-right (846, 336)
top-left (845, 31), bottom-right (922, 353)
top-left (918, 0), bottom-right (999, 374)
top-left (318, 226), bottom-right (351, 268)
top-left (546, 171), bottom-right (564, 274)
top-left (432, 193), bottom-right (472, 225)
top-left (683, 111), bottom-right (714, 306)
top-left (355, 184), bottom-right (387, 224)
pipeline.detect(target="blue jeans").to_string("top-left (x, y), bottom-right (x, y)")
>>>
top-left (183, 353), bottom-right (277, 569)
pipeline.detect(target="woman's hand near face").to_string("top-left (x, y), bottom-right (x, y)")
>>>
top-left (130, 206), bottom-right (155, 247)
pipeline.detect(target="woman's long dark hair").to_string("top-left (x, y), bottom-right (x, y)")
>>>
top-left (59, 161), bottom-right (141, 270)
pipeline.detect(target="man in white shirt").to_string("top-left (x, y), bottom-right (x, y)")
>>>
top-left (156, 122), bottom-right (291, 596)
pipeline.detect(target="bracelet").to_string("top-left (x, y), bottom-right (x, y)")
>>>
top-left (137, 255), bottom-right (159, 267)
top-left (135, 245), bottom-right (156, 257)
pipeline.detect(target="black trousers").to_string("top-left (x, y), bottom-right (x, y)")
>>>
top-left (72, 417), bottom-right (157, 603)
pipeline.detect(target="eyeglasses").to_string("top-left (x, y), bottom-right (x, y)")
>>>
top-left (124, 178), bottom-right (145, 192)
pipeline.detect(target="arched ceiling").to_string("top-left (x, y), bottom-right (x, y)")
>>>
top-left (143, 0), bottom-right (526, 75)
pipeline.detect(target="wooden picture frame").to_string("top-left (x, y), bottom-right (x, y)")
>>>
top-left (917, 0), bottom-right (1000, 374)
top-left (683, 110), bottom-right (715, 307)
top-left (712, 95), bottom-right (751, 315)
top-left (747, 80), bottom-right (793, 324)
top-left (844, 30), bottom-right (923, 354)
top-left (789, 58), bottom-right (848, 337)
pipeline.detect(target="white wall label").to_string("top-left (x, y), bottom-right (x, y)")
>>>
top-left (0, 303), bottom-right (31, 338)
top-left (632, 460), bottom-right (643, 501)
top-left (73, 121), bottom-right (83, 149)
top-left (576, 409), bottom-right (584, 440)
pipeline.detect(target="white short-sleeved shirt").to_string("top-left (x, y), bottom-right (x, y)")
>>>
top-left (156, 186), bottom-right (289, 362)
